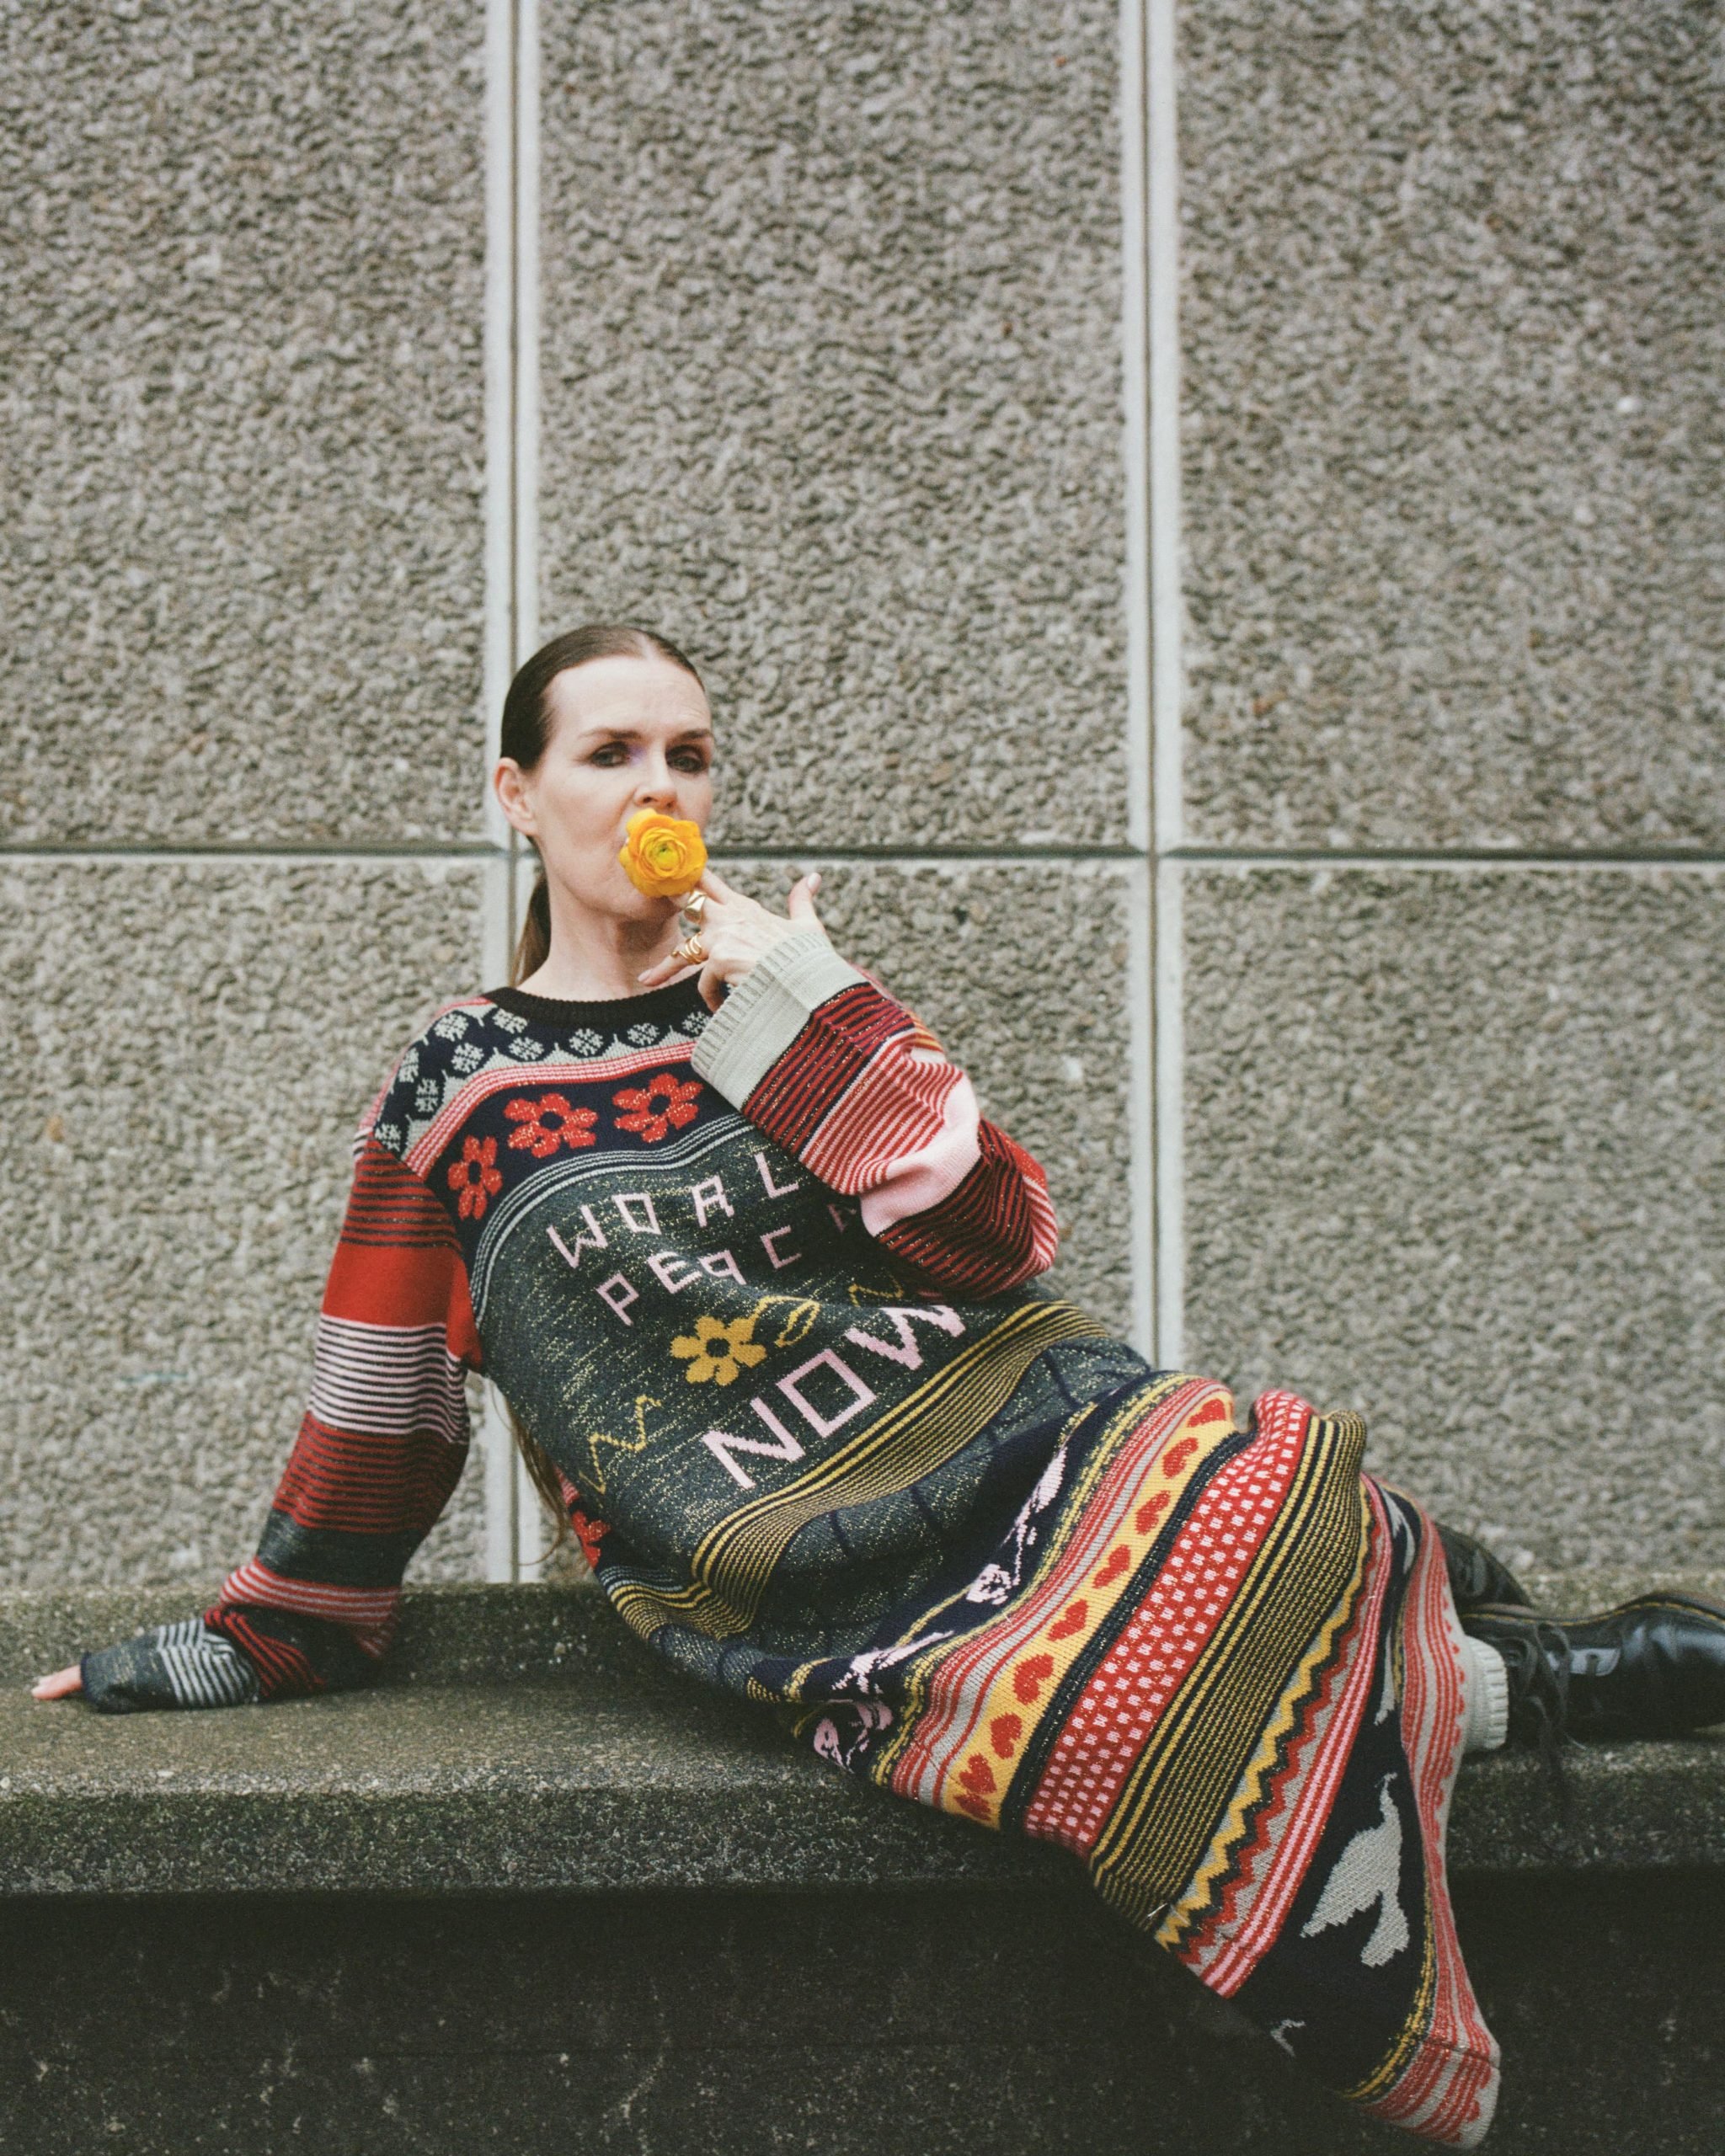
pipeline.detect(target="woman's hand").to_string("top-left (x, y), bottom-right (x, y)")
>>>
top-left (31, 1663), bottom-right (82, 1700)
top-left (638, 867), bottom-right (827, 1012)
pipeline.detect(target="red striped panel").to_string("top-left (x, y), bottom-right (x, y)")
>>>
top-left (741, 977), bottom-right (1058, 1293)
top-left (322, 1139), bottom-right (482, 1361)
top-left (208, 1134), bottom-right (478, 1699)
top-left (217, 1557), bottom-right (398, 1646)
top-left (274, 1413), bottom-right (467, 1535)
top-left (745, 984), bottom-right (915, 1153)
top-left (803, 1052), bottom-right (967, 1196)
top-left (338, 1136), bottom-right (460, 1248)
top-left (878, 1125), bottom-right (1058, 1294)
top-left (200, 1607), bottom-right (323, 1700)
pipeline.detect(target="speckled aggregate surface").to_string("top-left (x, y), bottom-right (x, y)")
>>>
top-left (538, 0), bottom-right (1128, 849)
top-left (1179, 0), bottom-right (1725, 848)
top-left (0, 0), bottom-right (488, 844)
top-left (0, 861), bottom-right (489, 1590)
top-left (1182, 867), bottom-right (1725, 1572)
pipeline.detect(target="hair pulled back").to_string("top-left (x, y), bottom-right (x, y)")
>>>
top-left (502, 623), bottom-right (706, 985)
top-left (497, 623), bottom-right (705, 1560)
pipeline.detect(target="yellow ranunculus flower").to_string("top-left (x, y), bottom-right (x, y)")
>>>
top-left (618, 809), bottom-right (708, 899)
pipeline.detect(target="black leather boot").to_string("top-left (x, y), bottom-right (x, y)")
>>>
top-left (1438, 1524), bottom-right (1533, 1614)
top-left (1466, 1593), bottom-right (1725, 1744)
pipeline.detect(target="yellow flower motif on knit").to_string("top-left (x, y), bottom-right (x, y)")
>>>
top-left (619, 809), bottom-right (708, 899)
top-left (670, 1313), bottom-right (767, 1386)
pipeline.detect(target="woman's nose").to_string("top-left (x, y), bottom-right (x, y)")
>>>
top-left (633, 758), bottom-right (676, 805)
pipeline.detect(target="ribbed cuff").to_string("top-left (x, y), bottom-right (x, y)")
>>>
top-left (81, 1620), bottom-right (262, 1715)
top-left (1460, 1634), bottom-right (1510, 1754)
top-left (690, 929), bottom-right (868, 1107)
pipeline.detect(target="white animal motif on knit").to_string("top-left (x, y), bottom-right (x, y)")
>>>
top-left (1300, 1776), bottom-right (1410, 1968)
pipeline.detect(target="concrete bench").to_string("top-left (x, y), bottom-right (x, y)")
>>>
top-left (3, 1577), bottom-right (1722, 2153)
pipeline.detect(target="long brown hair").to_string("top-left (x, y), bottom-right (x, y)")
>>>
top-left (499, 623), bottom-right (707, 1555)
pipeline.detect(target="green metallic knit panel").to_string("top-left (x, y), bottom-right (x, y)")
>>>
top-left (475, 1115), bottom-right (1115, 1640)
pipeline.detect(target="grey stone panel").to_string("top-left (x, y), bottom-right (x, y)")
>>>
top-left (1181, 867), bottom-right (1724, 1571)
top-left (723, 856), bottom-right (1139, 1337)
top-left (0, 2), bottom-right (487, 844)
top-left (539, 1), bottom-right (1128, 849)
top-left (0, 861), bottom-right (489, 1591)
top-left (1178, 0), bottom-right (1725, 849)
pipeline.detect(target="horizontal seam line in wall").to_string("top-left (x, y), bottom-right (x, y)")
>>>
top-left (1166, 846), bottom-right (1725, 869)
top-left (3, 842), bottom-right (1721, 870)
top-left (0, 842), bottom-right (502, 862)
top-left (710, 843), bottom-right (1140, 863)
top-left (0, 841), bottom-right (1146, 867)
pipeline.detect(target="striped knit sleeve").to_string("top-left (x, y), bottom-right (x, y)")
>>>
top-left (80, 1133), bottom-right (480, 1714)
top-left (690, 928), bottom-right (1059, 1296)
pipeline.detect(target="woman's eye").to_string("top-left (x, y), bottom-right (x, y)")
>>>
top-left (589, 744), bottom-right (628, 766)
top-left (671, 753), bottom-right (710, 774)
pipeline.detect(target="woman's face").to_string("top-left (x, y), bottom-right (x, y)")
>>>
top-left (494, 654), bottom-right (715, 921)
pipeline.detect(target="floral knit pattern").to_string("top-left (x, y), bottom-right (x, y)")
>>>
top-left (612, 1070), bottom-right (702, 1142)
top-left (505, 1092), bottom-right (598, 1157)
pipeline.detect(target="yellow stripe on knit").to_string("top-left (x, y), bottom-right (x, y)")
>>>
top-left (609, 1300), bottom-right (1106, 1643)
top-left (1154, 1497), bottom-right (1371, 1956)
top-left (1088, 1414), bottom-right (1369, 1928)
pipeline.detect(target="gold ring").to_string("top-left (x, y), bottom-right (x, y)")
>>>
top-left (679, 891), bottom-right (708, 931)
top-left (671, 935), bottom-right (707, 965)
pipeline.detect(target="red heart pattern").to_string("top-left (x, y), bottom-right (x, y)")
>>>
top-left (959, 1752), bottom-right (996, 1796)
top-left (1092, 1545), bottom-right (1130, 1589)
top-left (990, 1713), bottom-right (1023, 1758)
top-left (1162, 1434), bottom-right (1199, 1478)
top-left (1192, 1396), bottom-right (1231, 1427)
top-left (1135, 1490), bottom-right (1170, 1536)
top-left (1049, 1599), bottom-right (1088, 1641)
top-left (1014, 1653), bottom-right (1055, 1704)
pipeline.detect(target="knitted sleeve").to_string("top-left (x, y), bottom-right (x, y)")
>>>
top-left (689, 929), bottom-right (1059, 1296)
top-left (80, 1133), bottom-right (481, 1713)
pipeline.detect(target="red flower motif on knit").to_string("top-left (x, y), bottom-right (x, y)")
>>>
top-left (504, 1091), bottom-right (598, 1159)
top-left (612, 1070), bottom-right (702, 1143)
top-left (569, 1504), bottom-right (609, 1569)
top-left (447, 1134), bottom-right (503, 1219)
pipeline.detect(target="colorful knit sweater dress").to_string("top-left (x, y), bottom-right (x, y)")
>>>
top-left (82, 929), bottom-right (1499, 2144)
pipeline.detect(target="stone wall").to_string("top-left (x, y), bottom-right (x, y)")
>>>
top-left (1174, 0), bottom-right (1723, 1569)
top-left (0, 0), bottom-right (1716, 1588)
top-left (0, 0), bottom-right (494, 1587)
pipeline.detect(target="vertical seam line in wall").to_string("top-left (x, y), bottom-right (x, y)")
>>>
top-left (1152, 857), bottom-right (1186, 1367)
top-left (1146, 0), bottom-right (1185, 1367)
top-left (482, 0), bottom-right (523, 1582)
top-left (1119, 0), bottom-right (1155, 1358)
top-left (514, 0), bottom-right (542, 675)
top-left (510, 0), bottom-right (550, 1582)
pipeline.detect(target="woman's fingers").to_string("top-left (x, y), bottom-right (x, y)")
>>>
top-left (30, 1663), bottom-right (82, 1700)
top-left (638, 867), bottom-right (827, 985)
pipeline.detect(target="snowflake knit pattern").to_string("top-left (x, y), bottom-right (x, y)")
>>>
top-left (81, 930), bottom-right (1497, 2143)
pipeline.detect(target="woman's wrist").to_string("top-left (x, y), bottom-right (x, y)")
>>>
top-left (689, 927), bottom-right (868, 1107)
